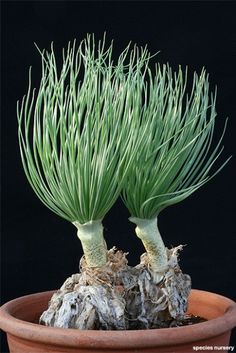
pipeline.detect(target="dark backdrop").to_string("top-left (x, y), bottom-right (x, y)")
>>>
top-left (1, 1), bottom-right (236, 352)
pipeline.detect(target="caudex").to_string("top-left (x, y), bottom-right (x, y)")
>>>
top-left (17, 34), bottom-right (230, 330)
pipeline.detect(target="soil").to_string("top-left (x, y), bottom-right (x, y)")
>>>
top-left (158, 314), bottom-right (207, 329)
top-left (175, 314), bottom-right (207, 326)
top-left (127, 314), bottom-right (207, 330)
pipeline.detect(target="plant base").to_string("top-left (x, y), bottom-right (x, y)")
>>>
top-left (40, 246), bottom-right (191, 330)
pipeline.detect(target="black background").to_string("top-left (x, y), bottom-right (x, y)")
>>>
top-left (1, 1), bottom-right (236, 352)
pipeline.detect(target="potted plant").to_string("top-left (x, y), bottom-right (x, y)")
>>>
top-left (0, 34), bottom-right (235, 353)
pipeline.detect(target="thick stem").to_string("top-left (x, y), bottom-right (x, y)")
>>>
top-left (73, 220), bottom-right (107, 268)
top-left (129, 216), bottom-right (168, 283)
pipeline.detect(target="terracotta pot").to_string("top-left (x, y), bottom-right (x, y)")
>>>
top-left (0, 289), bottom-right (235, 353)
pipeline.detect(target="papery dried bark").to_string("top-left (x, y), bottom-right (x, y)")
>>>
top-left (40, 246), bottom-right (191, 330)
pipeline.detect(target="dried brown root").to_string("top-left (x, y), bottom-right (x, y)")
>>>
top-left (39, 246), bottom-right (191, 330)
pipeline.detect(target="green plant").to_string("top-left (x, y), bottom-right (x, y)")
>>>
top-left (17, 34), bottom-right (230, 330)
top-left (121, 64), bottom-right (231, 282)
top-left (17, 35), bottom-right (151, 267)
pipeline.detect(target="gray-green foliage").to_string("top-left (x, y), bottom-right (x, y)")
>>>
top-left (122, 65), bottom-right (230, 219)
top-left (18, 35), bottom-right (229, 225)
top-left (17, 36), bottom-right (150, 223)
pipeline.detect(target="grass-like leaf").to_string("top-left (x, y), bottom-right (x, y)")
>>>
top-left (17, 35), bottom-right (151, 224)
top-left (122, 65), bottom-right (231, 219)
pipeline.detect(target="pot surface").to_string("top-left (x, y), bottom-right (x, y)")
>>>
top-left (0, 289), bottom-right (236, 353)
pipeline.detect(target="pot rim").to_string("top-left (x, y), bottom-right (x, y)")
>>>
top-left (0, 289), bottom-right (236, 349)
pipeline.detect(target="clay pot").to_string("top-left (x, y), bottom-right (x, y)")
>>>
top-left (0, 289), bottom-right (235, 353)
